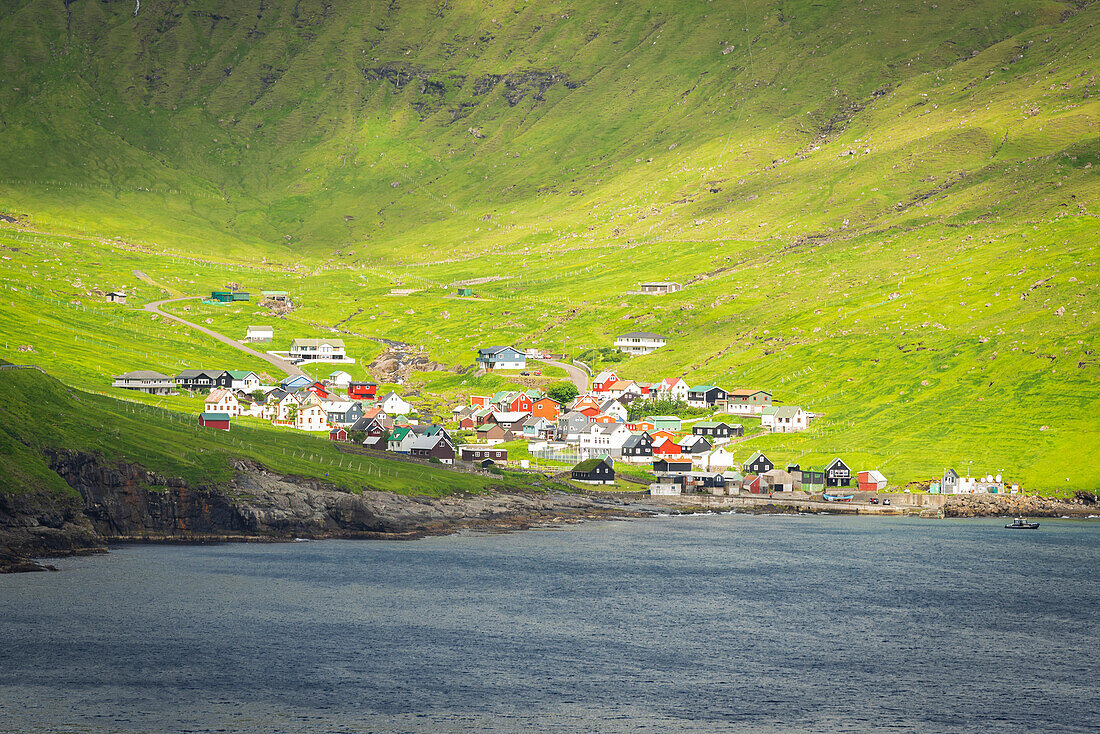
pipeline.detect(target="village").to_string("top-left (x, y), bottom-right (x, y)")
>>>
top-left (110, 311), bottom-right (1019, 500)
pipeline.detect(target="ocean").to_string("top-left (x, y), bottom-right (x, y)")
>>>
top-left (2, 514), bottom-right (1097, 733)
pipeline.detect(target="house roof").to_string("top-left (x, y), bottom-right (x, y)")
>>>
top-left (689, 384), bottom-right (720, 392)
top-left (379, 392), bottom-right (408, 402)
top-left (647, 415), bottom-right (680, 422)
top-left (206, 389), bottom-right (234, 403)
top-left (246, 324), bottom-right (274, 332)
top-left (593, 371), bottom-right (617, 383)
top-left (477, 345), bottom-right (521, 356)
top-left (390, 426), bottom-right (414, 441)
top-left (745, 450), bottom-right (771, 464)
top-left (825, 457), bottom-right (849, 469)
top-left (492, 411), bottom-right (529, 423)
top-left (200, 412), bottom-right (230, 420)
top-left (227, 370), bottom-right (256, 380)
top-left (693, 421), bottom-right (728, 429)
top-left (178, 369), bottom-right (226, 379)
top-left (291, 338), bottom-right (345, 348)
top-left (115, 370), bottom-right (171, 380)
top-left (328, 370), bottom-right (352, 377)
top-left (322, 401), bottom-right (357, 413)
top-left (621, 434), bottom-right (650, 449)
top-left (640, 281), bottom-right (680, 287)
top-left (775, 406), bottom-right (802, 418)
top-left (573, 457), bottom-right (612, 472)
top-left (861, 470), bottom-right (887, 482)
top-left (729, 388), bottom-right (772, 398)
top-left (617, 331), bottom-right (666, 339)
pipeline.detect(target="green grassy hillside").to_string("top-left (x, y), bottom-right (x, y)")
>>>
top-left (0, 1), bottom-right (1096, 492)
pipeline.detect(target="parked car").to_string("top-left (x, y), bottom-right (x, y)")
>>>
top-left (883, 498), bottom-right (891, 505)
top-left (868, 496), bottom-right (879, 505)
top-left (520, 371), bottom-right (530, 376)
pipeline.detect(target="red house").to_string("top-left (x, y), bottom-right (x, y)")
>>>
top-left (348, 382), bottom-right (377, 400)
top-left (652, 438), bottom-right (681, 457)
top-left (199, 412), bottom-right (231, 431)
top-left (743, 474), bottom-right (762, 493)
top-left (591, 371), bottom-right (619, 394)
top-left (532, 397), bottom-right (561, 421)
top-left (329, 426), bottom-right (349, 442)
top-left (593, 414), bottom-right (617, 424)
top-left (306, 382), bottom-right (329, 400)
top-left (508, 393), bottom-right (534, 413)
top-left (470, 395), bottom-right (490, 408)
top-left (627, 420), bottom-right (655, 432)
top-left (578, 405), bottom-right (600, 418)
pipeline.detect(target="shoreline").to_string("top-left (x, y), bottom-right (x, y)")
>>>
top-left (4, 452), bottom-right (1096, 574)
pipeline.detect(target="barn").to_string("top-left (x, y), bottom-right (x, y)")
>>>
top-left (198, 412), bottom-right (231, 431)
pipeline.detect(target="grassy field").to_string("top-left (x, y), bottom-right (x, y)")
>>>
top-left (0, 1), bottom-right (1096, 493)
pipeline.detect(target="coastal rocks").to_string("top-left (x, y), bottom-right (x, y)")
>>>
top-left (944, 493), bottom-right (1093, 518)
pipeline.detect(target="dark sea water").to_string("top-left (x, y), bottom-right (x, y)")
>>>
top-left (1, 515), bottom-right (1098, 733)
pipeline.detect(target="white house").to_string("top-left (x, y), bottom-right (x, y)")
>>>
top-left (579, 423), bottom-right (632, 457)
top-left (289, 338), bottom-right (349, 362)
top-left (228, 370), bottom-right (261, 393)
top-left (694, 445), bottom-right (737, 472)
top-left (245, 325), bottom-right (274, 343)
top-left (111, 370), bottom-right (176, 395)
top-left (295, 404), bottom-right (329, 431)
top-left (380, 392), bottom-right (414, 416)
top-left (598, 399), bottom-right (629, 423)
top-left (655, 377), bottom-right (689, 402)
top-left (474, 345), bottom-right (526, 371)
top-left (761, 405), bottom-right (808, 433)
top-left (327, 370), bottom-right (353, 388)
top-left (615, 332), bottom-right (667, 356)
top-left (605, 380), bottom-right (644, 400)
top-left (205, 389), bottom-right (242, 417)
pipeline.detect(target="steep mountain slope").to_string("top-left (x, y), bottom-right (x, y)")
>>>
top-left (0, 1), bottom-right (1095, 254)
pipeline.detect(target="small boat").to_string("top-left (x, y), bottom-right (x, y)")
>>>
top-left (823, 493), bottom-right (854, 502)
top-left (1005, 517), bottom-right (1040, 529)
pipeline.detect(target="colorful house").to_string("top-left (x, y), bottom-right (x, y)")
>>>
top-left (348, 382), bottom-right (378, 400)
top-left (198, 412), bottom-right (231, 431)
top-left (858, 470), bottom-right (888, 492)
top-left (329, 426), bottom-right (349, 442)
top-left (727, 389), bottom-right (773, 415)
top-left (532, 397), bottom-right (561, 421)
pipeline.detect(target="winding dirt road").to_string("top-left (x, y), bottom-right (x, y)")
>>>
top-left (143, 296), bottom-right (309, 379)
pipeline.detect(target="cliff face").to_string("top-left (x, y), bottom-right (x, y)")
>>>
top-left (1, 450), bottom-right (636, 571)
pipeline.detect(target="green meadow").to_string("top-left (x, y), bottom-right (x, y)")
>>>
top-left (0, 1), bottom-right (1096, 493)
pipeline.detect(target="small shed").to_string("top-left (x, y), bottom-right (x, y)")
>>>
top-left (198, 412), bottom-right (231, 431)
top-left (211, 291), bottom-right (233, 303)
top-left (457, 287), bottom-right (474, 297)
top-left (858, 470), bottom-right (887, 492)
top-left (231, 292), bottom-right (250, 301)
top-left (106, 291), bottom-right (127, 304)
top-left (742, 474), bottom-right (762, 493)
top-left (329, 426), bottom-right (349, 442)
top-left (571, 457), bottom-right (615, 485)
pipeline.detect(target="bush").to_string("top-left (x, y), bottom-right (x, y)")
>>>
top-left (546, 381), bottom-right (579, 405)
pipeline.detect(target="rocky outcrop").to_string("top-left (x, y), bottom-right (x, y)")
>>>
top-left (0, 450), bottom-right (647, 571)
top-left (944, 492), bottom-right (1096, 518)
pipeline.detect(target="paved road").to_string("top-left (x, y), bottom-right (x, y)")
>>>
top-left (143, 296), bottom-right (309, 379)
top-left (536, 358), bottom-right (588, 393)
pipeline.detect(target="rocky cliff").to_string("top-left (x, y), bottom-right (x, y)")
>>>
top-left (0, 449), bottom-right (644, 572)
